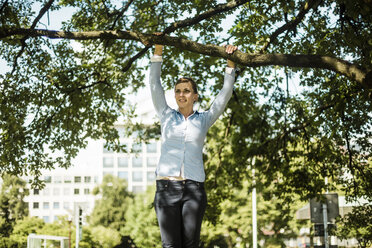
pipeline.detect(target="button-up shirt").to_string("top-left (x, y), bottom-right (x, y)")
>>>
top-left (149, 56), bottom-right (235, 182)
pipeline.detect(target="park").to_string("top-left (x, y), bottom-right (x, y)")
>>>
top-left (0, 0), bottom-right (371, 247)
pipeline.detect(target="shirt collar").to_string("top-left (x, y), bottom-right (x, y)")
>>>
top-left (176, 109), bottom-right (199, 119)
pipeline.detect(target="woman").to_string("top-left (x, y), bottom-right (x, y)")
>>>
top-left (150, 43), bottom-right (237, 248)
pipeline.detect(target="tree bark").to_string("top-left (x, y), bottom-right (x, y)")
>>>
top-left (1, 28), bottom-right (370, 89)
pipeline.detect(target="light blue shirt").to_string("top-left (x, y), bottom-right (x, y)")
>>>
top-left (150, 57), bottom-right (235, 182)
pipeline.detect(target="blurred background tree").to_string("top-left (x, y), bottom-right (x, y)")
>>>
top-left (0, 0), bottom-right (371, 247)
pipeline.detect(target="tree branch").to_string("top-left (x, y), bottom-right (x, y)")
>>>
top-left (122, 46), bottom-right (151, 72)
top-left (1, 28), bottom-right (370, 89)
top-left (9, 0), bottom-right (55, 75)
top-left (0, 0), bottom-right (8, 13)
top-left (163, 0), bottom-right (249, 34)
top-left (261, 103), bottom-right (335, 149)
top-left (110, 0), bottom-right (134, 30)
top-left (30, 0), bottom-right (55, 29)
top-left (116, 0), bottom-right (248, 72)
top-left (260, 0), bottom-right (322, 53)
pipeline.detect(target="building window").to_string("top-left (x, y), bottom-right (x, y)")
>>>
top-left (132, 186), bottom-right (143, 193)
top-left (132, 157), bottom-right (143, 168)
top-left (118, 171), bottom-right (128, 180)
top-left (43, 216), bottom-right (50, 223)
top-left (33, 202), bottom-right (39, 209)
top-left (63, 188), bottom-right (70, 195)
top-left (63, 202), bottom-right (70, 210)
top-left (64, 176), bottom-right (72, 183)
top-left (147, 157), bottom-right (158, 167)
top-left (132, 171), bottom-right (143, 182)
top-left (33, 189), bottom-right (40, 195)
top-left (84, 176), bottom-right (91, 183)
top-left (103, 157), bottom-right (114, 168)
top-left (53, 202), bottom-right (60, 209)
top-left (43, 188), bottom-right (50, 196)
top-left (74, 176), bottom-right (81, 183)
top-left (132, 143), bottom-right (142, 153)
top-left (43, 202), bottom-right (49, 209)
top-left (53, 188), bottom-right (60, 196)
top-left (44, 176), bottom-right (52, 183)
top-left (103, 171), bottom-right (113, 176)
top-left (54, 176), bottom-right (62, 183)
top-left (74, 189), bottom-right (80, 195)
top-left (118, 157), bottom-right (129, 168)
top-left (146, 143), bottom-right (157, 153)
top-left (147, 171), bottom-right (156, 182)
top-left (117, 126), bottom-right (126, 139)
top-left (84, 188), bottom-right (90, 195)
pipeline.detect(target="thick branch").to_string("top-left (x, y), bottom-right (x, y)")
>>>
top-left (1, 28), bottom-right (370, 89)
top-left (260, 0), bottom-right (322, 53)
top-left (110, 0), bottom-right (247, 72)
top-left (163, 0), bottom-right (249, 34)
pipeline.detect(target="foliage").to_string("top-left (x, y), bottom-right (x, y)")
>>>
top-left (0, 174), bottom-right (29, 238)
top-left (121, 185), bottom-right (161, 248)
top-left (336, 203), bottom-right (372, 248)
top-left (89, 174), bottom-right (133, 231)
top-left (0, 0), bottom-right (371, 245)
top-left (201, 179), bottom-right (307, 248)
top-left (5, 214), bottom-right (98, 248)
top-left (8, 216), bottom-right (44, 246)
top-left (90, 225), bottom-right (122, 248)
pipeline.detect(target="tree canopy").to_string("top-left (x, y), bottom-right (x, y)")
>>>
top-left (0, 0), bottom-right (371, 208)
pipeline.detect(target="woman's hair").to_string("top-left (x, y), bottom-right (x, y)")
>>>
top-left (175, 77), bottom-right (198, 94)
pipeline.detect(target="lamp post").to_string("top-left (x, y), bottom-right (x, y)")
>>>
top-left (251, 157), bottom-right (257, 248)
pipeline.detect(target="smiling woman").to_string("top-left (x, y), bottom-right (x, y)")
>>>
top-left (174, 77), bottom-right (199, 118)
top-left (149, 43), bottom-right (237, 248)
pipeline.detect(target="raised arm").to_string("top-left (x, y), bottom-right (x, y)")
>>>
top-left (150, 44), bottom-right (168, 117)
top-left (206, 45), bottom-right (237, 128)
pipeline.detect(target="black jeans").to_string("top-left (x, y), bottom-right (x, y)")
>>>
top-left (154, 180), bottom-right (207, 248)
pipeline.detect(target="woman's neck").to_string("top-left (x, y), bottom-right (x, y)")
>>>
top-left (179, 107), bottom-right (194, 119)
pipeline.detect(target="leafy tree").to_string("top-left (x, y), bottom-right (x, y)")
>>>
top-left (0, 0), bottom-right (371, 244)
top-left (12, 215), bottom-right (97, 248)
top-left (8, 216), bottom-right (45, 247)
top-left (0, 0), bottom-right (370, 187)
top-left (121, 185), bottom-right (160, 248)
top-left (201, 180), bottom-right (307, 248)
top-left (89, 174), bottom-right (133, 231)
top-left (0, 174), bottom-right (29, 238)
top-left (90, 225), bottom-right (121, 248)
top-left (336, 204), bottom-right (372, 248)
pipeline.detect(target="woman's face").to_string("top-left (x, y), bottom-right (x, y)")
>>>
top-left (174, 82), bottom-right (198, 109)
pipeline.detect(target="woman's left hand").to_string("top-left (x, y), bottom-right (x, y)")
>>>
top-left (224, 45), bottom-right (238, 68)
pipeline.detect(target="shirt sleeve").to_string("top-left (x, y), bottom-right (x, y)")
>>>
top-left (205, 67), bottom-right (235, 128)
top-left (149, 56), bottom-right (168, 118)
